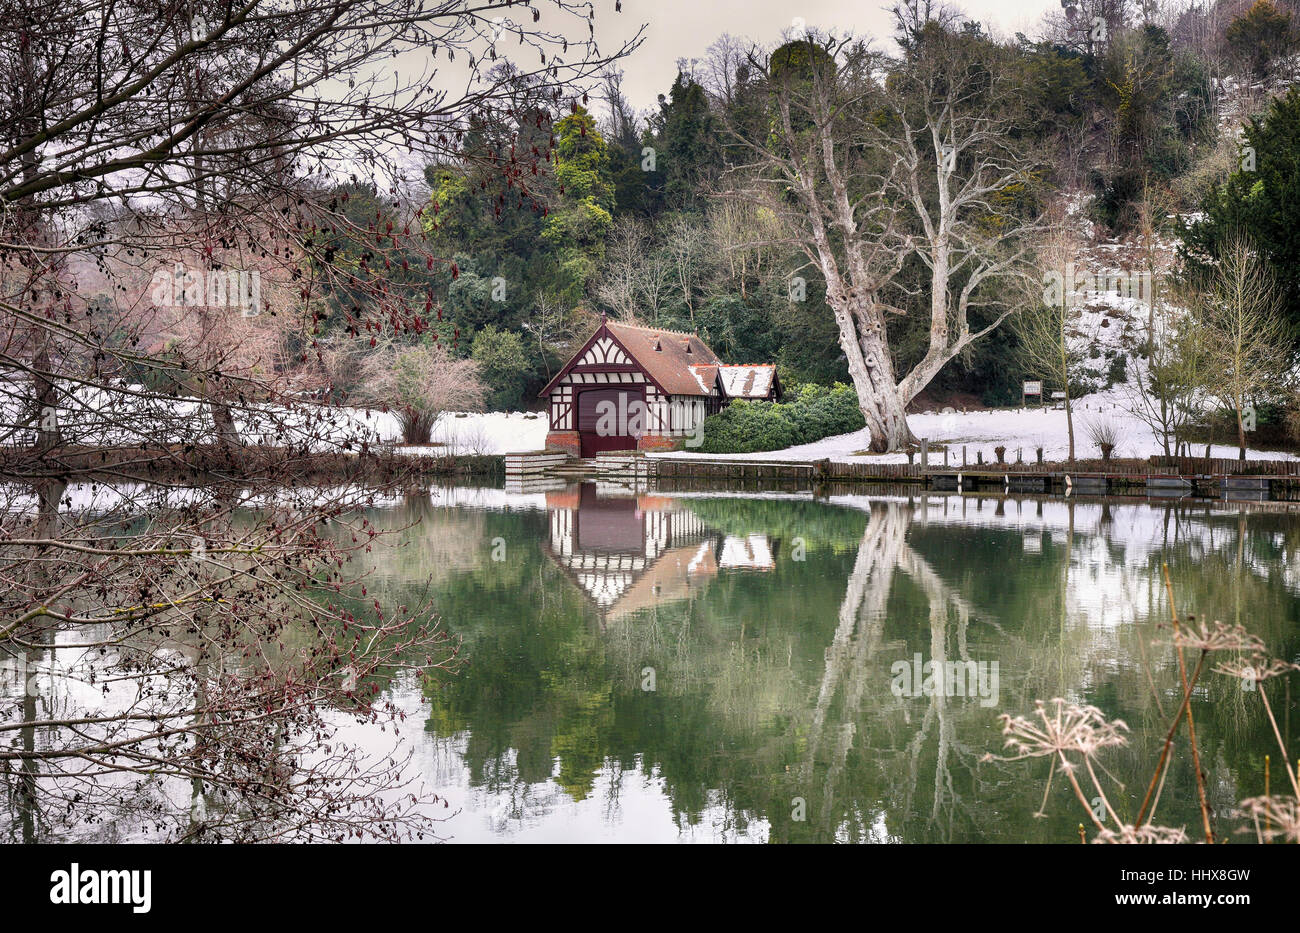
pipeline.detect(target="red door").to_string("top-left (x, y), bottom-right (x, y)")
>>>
top-left (577, 387), bottom-right (643, 457)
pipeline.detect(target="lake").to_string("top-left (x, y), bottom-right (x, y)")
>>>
top-left (340, 482), bottom-right (1300, 843)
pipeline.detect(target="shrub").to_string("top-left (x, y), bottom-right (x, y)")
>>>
top-left (1084, 416), bottom-right (1122, 461)
top-left (471, 325), bottom-right (531, 412)
top-left (696, 382), bottom-right (865, 454)
top-left (1107, 352), bottom-right (1127, 386)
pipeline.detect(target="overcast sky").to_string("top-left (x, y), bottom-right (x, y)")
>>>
top-left (599, 0), bottom-right (1062, 110)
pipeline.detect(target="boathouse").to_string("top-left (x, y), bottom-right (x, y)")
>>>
top-left (540, 318), bottom-right (781, 457)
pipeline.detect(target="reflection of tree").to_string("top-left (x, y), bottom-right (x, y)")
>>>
top-left (1, 485), bottom-right (458, 843)
top-left (400, 490), bottom-right (1300, 842)
top-left (804, 503), bottom-right (904, 779)
top-left (792, 500), bottom-right (1006, 842)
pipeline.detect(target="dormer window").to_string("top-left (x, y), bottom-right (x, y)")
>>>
top-left (653, 338), bottom-right (662, 351)
top-left (683, 342), bottom-right (692, 353)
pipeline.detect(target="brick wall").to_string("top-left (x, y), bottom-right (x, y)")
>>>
top-left (544, 431), bottom-right (581, 456)
top-left (637, 433), bottom-right (683, 452)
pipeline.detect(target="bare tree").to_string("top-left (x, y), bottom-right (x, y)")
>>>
top-left (700, 33), bottom-right (752, 108)
top-left (663, 213), bottom-right (708, 326)
top-left (595, 216), bottom-right (651, 320)
top-left (595, 215), bottom-right (670, 323)
top-left (1123, 291), bottom-right (1207, 457)
top-left (1043, 0), bottom-right (1132, 57)
top-left (0, 0), bottom-right (638, 839)
top-left (523, 292), bottom-right (588, 381)
top-left (598, 66), bottom-right (642, 153)
top-left (1194, 236), bottom-right (1292, 459)
top-left (707, 197), bottom-right (782, 299)
top-left (350, 339), bottom-right (487, 445)
top-left (1121, 179), bottom-right (1205, 457)
top-left (1013, 208), bottom-right (1086, 463)
top-left (724, 25), bottom-right (1042, 451)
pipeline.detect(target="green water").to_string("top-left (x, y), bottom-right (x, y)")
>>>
top-left (357, 484), bottom-right (1300, 843)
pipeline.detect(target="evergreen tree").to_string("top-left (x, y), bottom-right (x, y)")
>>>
top-left (647, 73), bottom-right (723, 211)
top-left (1180, 87), bottom-right (1300, 340)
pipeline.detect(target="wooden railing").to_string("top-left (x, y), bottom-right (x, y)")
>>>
top-left (1148, 456), bottom-right (1300, 476)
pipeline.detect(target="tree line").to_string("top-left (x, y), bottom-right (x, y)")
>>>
top-left (364, 0), bottom-right (1300, 454)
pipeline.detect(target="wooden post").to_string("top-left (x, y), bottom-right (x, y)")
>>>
top-left (920, 438), bottom-right (929, 472)
top-left (962, 445), bottom-right (967, 467)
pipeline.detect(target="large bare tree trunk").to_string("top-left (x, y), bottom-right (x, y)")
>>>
top-left (848, 314), bottom-right (916, 453)
top-left (730, 33), bottom-right (1037, 453)
top-left (827, 289), bottom-right (918, 452)
top-left (31, 317), bottom-right (60, 453)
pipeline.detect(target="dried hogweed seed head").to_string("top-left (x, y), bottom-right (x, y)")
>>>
top-left (1237, 796), bottom-right (1300, 843)
top-left (990, 698), bottom-right (1128, 762)
top-left (1167, 619), bottom-right (1263, 654)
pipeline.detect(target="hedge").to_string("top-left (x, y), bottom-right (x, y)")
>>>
top-left (695, 383), bottom-right (865, 454)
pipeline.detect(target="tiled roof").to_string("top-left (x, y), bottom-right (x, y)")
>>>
top-left (604, 321), bottom-right (722, 396)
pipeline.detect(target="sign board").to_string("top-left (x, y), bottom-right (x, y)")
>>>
top-left (1051, 391), bottom-right (1067, 400)
top-left (1023, 381), bottom-right (1043, 396)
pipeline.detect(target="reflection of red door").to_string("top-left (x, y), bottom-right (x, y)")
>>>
top-left (575, 484), bottom-right (643, 552)
top-left (577, 387), bottom-right (643, 457)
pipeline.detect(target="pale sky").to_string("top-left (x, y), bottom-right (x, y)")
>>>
top-left (599, 0), bottom-right (1062, 110)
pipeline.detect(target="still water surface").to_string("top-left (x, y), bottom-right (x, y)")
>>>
top-left (351, 483), bottom-right (1300, 843)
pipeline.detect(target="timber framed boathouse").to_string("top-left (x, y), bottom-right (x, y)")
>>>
top-left (540, 317), bottom-right (780, 457)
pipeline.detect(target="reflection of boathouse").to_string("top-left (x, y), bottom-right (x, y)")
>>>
top-left (545, 484), bottom-right (773, 622)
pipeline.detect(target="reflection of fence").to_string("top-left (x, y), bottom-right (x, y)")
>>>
top-left (656, 456), bottom-right (1300, 483)
top-left (655, 459), bottom-right (819, 481)
top-left (824, 461), bottom-right (924, 480)
top-left (506, 451), bottom-right (1300, 502)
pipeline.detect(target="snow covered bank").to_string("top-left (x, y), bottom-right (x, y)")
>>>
top-left (649, 384), bottom-right (1298, 465)
top-left (392, 411), bottom-right (549, 455)
top-left (1, 378), bottom-right (550, 456)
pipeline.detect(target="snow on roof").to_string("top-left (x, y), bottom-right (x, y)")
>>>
top-left (542, 320), bottom-right (779, 399)
top-left (718, 364), bottom-right (776, 399)
top-left (718, 534), bottom-right (775, 570)
top-left (689, 364), bottom-right (719, 394)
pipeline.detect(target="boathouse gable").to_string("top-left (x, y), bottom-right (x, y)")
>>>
top-left (542, 319), bottom-right (733, 457)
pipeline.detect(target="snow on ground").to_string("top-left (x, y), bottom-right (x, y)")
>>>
top-left (23, 385), bottom-right (1290, 466)
top-left (238, 405), bottom-right (550, 455)
top-left (649, 383), bottom-right (1298, 465)
top-left (393, 394), bottom-right (1292, 464)
top-left (1, 379), bottom-right (551, 456)
top-left (394, 411), bottom-right (549, 455)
